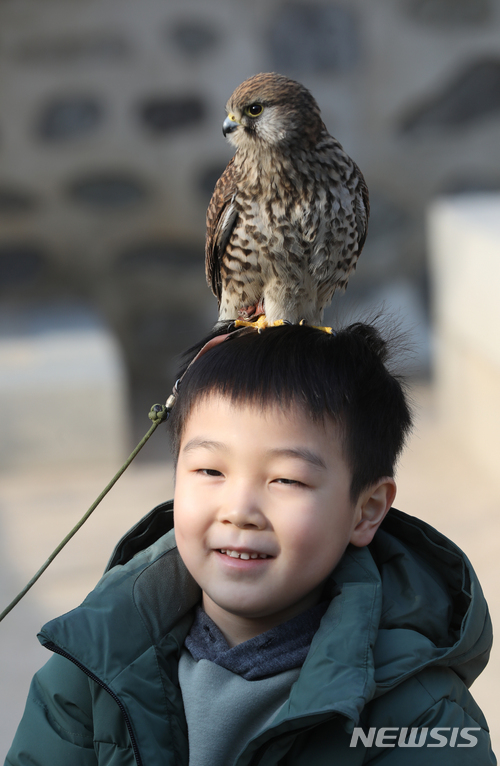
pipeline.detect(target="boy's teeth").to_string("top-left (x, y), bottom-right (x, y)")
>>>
top-left (221, 549), bottom-right (268, 560)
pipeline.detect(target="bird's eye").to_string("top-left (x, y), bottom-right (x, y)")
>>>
top-left (245, 104), bottom-right (264, 118)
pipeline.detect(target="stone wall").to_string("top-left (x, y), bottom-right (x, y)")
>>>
top-left (2, 0), bottom-right (500, 443)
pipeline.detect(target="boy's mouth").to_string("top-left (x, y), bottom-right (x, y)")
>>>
top-left (219, 549), bottom-right (269, 560)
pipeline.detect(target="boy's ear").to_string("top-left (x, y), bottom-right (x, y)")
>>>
top-left (349, 478), bottom-right (396, 548)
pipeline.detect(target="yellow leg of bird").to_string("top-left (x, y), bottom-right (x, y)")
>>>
top-left (233, 315), bottom-right (280, 331)
top-left (298, 319), bottom-right (334, 334)
top-left (234, 317), bottom-right (334, 334)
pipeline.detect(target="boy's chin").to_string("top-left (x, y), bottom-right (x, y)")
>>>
top-left (202, 587), bottom-right (323, 633)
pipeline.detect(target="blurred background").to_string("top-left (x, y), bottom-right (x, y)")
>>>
top-left (0, 0), bottom-right (499, 758)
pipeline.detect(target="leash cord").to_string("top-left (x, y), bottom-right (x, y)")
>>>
top-left (0, 403), bottom-right (169, 624)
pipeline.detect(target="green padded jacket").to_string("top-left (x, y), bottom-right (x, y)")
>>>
top-left (5, 504), bottom-right (497, 765)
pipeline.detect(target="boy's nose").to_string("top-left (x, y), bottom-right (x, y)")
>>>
top-left (223, 509), bottom-right (266, 530)
top-left (219, 487), bottom-right (267, 530)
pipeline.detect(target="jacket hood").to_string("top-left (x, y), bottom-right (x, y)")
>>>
top-left (371, 510), bottom-right (491, 693)
top-left (37, 503), bottom-right (492, 752)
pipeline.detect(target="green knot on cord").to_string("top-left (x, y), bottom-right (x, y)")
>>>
top-left (148, 403), bottom-right (169, 424)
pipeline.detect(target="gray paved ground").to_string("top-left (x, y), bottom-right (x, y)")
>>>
top-left (0, 384), bottom-right (498, 760)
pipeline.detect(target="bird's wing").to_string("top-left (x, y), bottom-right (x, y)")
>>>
top-left (353, 163), bottom-right (370, 254)
top-left (205, 158), bottom-right (238, 302)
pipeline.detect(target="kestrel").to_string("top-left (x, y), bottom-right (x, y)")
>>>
top-left (205, 72), bottom-right (369, 326)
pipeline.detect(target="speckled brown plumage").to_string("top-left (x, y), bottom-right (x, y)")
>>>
top-left (206, 72), bottom-right (369, 325)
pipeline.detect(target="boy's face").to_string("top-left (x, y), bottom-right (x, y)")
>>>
top-left (174, 395), bottom-right (375, 644)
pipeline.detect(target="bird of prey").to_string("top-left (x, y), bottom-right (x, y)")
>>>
top-left (205, 72), bottom-right (369, 327)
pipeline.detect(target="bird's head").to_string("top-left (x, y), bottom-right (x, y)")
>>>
top-left (222, 72), bottom-right (324, 151)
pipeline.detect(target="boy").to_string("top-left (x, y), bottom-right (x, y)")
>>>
top-left (6, 323), bottom-right (496, 765)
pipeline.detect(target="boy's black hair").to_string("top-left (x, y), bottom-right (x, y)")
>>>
top-left (169, 323), bottom-right (412, 502)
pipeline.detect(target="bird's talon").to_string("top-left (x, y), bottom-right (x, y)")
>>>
top-left (234, 315), bottom-right (269, 331)
top-left (233, 316), bottom-right (300, 331)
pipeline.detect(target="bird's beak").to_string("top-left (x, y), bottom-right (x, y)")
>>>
top-left (222, 114), bottom-right (240, 137)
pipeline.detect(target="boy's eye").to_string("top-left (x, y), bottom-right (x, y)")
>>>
top-left (274, 478), bottom-right (303, 486)
top-left (198, 468), bottom-right (223, 477)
